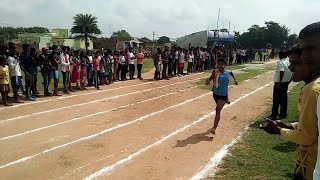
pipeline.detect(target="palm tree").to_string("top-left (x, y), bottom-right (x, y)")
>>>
top-left (70, 14), bottom-right (101, 52)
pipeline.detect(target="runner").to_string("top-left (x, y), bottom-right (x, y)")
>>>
top-left (205, 58), bottom-right (238, 135)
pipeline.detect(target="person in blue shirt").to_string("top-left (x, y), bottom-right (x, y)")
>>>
top-left (206, 58), bottom-right (238, 134)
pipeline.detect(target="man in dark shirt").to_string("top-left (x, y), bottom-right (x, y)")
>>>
top-left (49, 46), bottom-right (61, 96)
top-left (19, 44), bottom-right (36, 101)
top-left (38, 47), bottom-right (51, 96)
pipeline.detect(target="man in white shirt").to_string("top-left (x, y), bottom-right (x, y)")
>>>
top-left (265, 50), bottom-right (291, 121)
top-left (7, 46), bottom-right (24, 103)
top-left (128, 48), bottom-right (135, 80)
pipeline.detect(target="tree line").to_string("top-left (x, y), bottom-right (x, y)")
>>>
top-left (237, 21), bottom-right (298, 49)
top-left (0, 26), bottom-right (50, 43)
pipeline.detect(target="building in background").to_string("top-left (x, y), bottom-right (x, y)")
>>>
top-left (14, 28), bottom-right (93, 51)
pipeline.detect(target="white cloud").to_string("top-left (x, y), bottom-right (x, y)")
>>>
top-left (0, 0), bottom-right (318, 39)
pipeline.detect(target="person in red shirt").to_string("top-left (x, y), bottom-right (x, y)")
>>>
top-left (136, 47), bottom-right (145, 80)
top-left (92, 51), bottom-right (100, 89)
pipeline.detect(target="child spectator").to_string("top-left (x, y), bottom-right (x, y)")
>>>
top-left (0, 55), bottom-right (12, 106)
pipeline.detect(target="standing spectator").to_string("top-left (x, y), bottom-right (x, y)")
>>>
top-left (92, 51), bottom-right (100, 89)
top-left (168, 49), bottom-right (175, 78)
top-left (86, 51), bottom-right (93, 86)
top-left (162, 46), bottom-right (169, 80)
top-left (107, 49), bottom-right (113, 84)
top-left (258, 48), bottom-right (263, 61)
top-left (261, 43), bottom-right (318, 180)
top-left (20, 44), bottom-right (36, 101)
top-left (70, 51), bottom-right (81, 90)
top-left (153, 48), bottom-right (162, 80)
top-left (136, 47), bottom-right (144, 80)
top-left (99, 54), bottom-right (106, 85)
top-left (7, 46), bottom-right (23, 103)
top-left (38, 48), bottom-right (51, 96)
top-left (113, 50), bottom-right (119, 81)
top-left (0, 55), bottom-right (11, 106)
top-left (30, 48), bottom-right (39, 96)
top-left (49, 50), bottom-right (61, 96)
top-left (265, 51), bottom-right (291, 120)
top-left (60, 46), bottom-right (72, 94)
top-left (124, 48), bottom-right (129, 80)
top-left (80, 51), bottom-right (87, 90)
top-left (119, 51), bottom-right (126, 81)
top-left (187, 50), bottom-right (194, 74)
top-left (174, 48), bottom-right (179, 76)
top-left (178, 49), bottom-right (185, 76)
top-left (128, 48), bottom-right (135, 80)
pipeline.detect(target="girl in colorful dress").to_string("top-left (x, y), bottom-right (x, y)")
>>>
top-left (99, 55), bottom-right (106, 85)
top-left (0, 55), bottom-right (12, 106)
top-left (70, 51), bottom-right (81, 90)
top-left (205, 58), bottom-right (238, 135)
top-left (113, 50), bottom-right (118, 81)
top-left (178, 49), bottom-right (184, 76)
top-left (80, 51), bottom-right (87, 90)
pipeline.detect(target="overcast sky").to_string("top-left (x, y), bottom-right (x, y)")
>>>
top-left (0, 0), bottom-right (319, 39)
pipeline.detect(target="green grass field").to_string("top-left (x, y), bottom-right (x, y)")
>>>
top-left (209, 82), bottom-right (304, 180)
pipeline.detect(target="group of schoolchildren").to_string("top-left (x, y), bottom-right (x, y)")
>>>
top-left (152, 46), bottom-right (228, 80)
top-left (0, 43), bottom-right (145, 106)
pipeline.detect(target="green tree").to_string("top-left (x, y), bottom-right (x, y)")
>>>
top-left (287, 34), bottom-right (299, 47)
top-left (237, 21), bottom-right (290, 48)
top-left (0, 26), bottom-right (50, 43)
top-left (111, 30), bottom-right (131, 38)
top-left (264, 21), bottom-right (289, 48)
top-left (157, 36), bottom-right (170, 45)
top-left (70, 14), bottom-right (102, 52)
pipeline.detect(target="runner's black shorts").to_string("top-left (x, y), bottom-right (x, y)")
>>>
top-left (213, 93), bottom-right (228, 103)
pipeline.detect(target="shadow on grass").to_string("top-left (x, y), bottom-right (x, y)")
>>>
top-left (174, 129), bottom-right (213, 148)
top-left (285, 172), bottom-right (294, 179)
top-left (273, 142), bottom-right (296, 153)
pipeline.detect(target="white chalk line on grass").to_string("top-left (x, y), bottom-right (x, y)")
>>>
top-left (0, 72), bottom-right (204, 110)
top-left (83, 81), bottom-right (273, 180)
top-left (189, 126), bottom-right (249, 180)
top-left (0, 86), bottom-right (198, 141)
top-left (0, 77), bottom-right (204, 124)
top-left (0, 86), bottom-right (213, 169)
top-left (190, 82), bottom-right (297, 180)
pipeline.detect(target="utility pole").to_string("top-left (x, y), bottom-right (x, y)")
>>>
top-left (152, 30), bottom-right (155, 53)
top-left (216, 8), bottom-right (220, 30)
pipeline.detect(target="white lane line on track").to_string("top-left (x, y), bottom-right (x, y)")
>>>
top-left (0, 77), bottom-right (203, 123)
top-left (0, 72), bottom-right (204, 110)
top-left (0, 87), bottom-right (213, 169)
top-left (83, 82), bottom-right (273, 180)
top-left (0, 86), bottom-right (198, 141)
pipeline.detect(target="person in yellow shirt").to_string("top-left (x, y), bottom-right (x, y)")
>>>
top-left (261, 43), bottom-right (319, 180)
top-left (0, 55), bottom-right (12, 106)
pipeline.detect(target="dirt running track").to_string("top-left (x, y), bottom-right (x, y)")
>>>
top-left (0, 61), bottom-right (277, 180)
